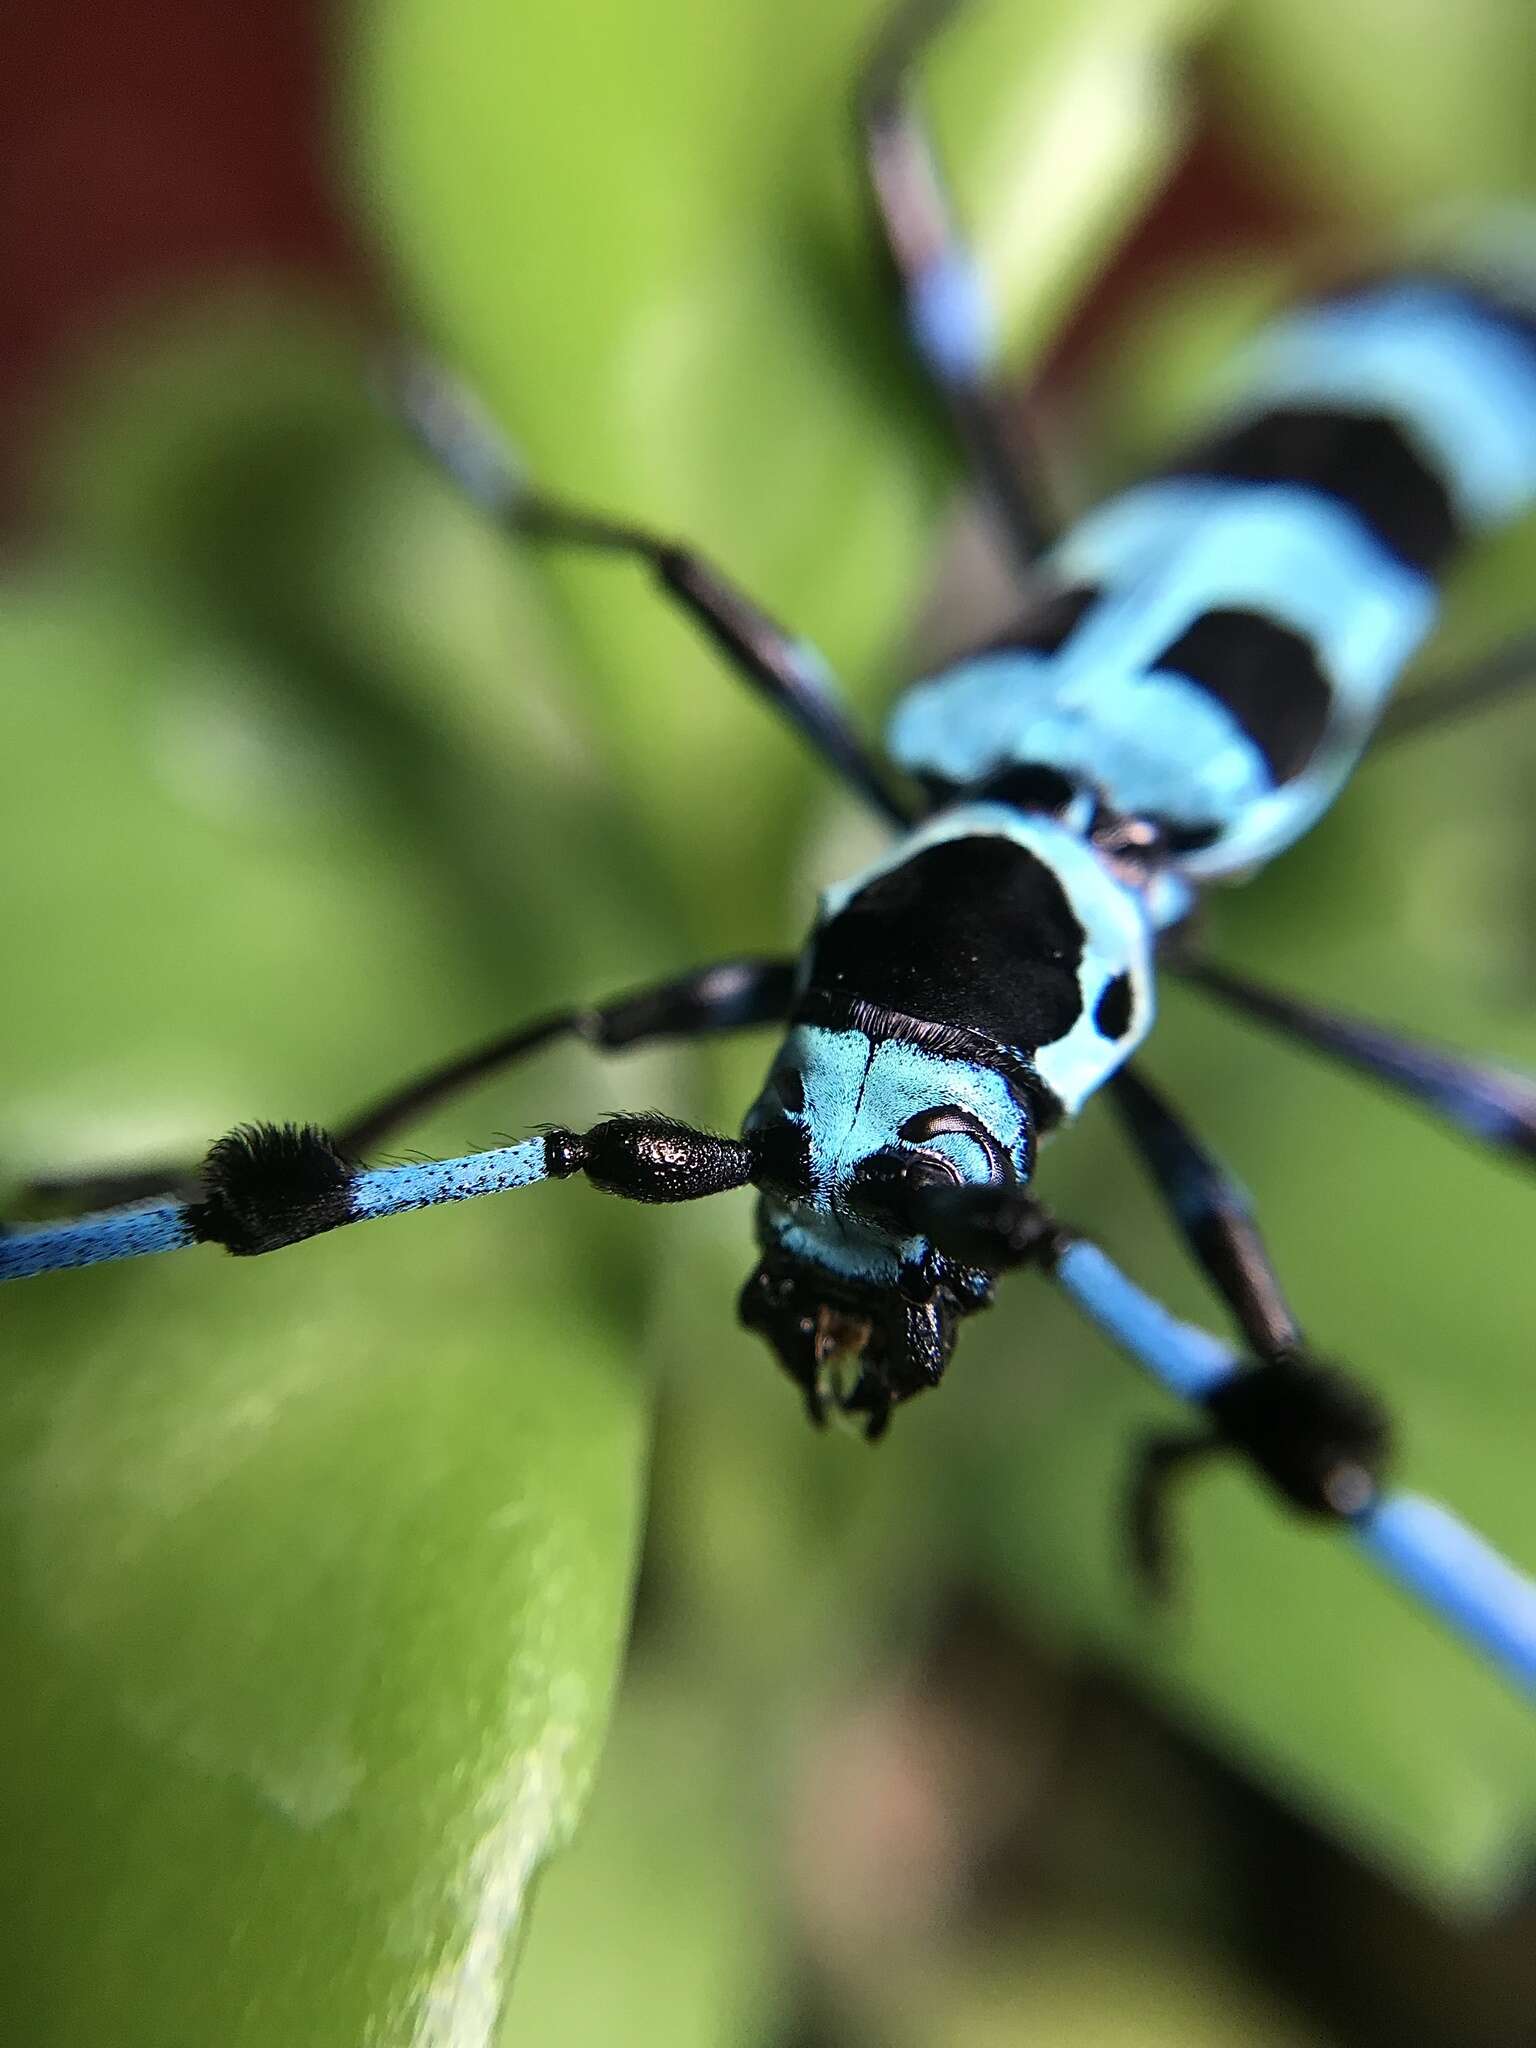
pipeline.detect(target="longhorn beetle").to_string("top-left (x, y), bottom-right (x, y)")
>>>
top-left (5, 0), bottom-right (1536, 1691)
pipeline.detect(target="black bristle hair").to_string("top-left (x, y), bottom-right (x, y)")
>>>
top-left (190, 1122), bottom-right (357, 1257)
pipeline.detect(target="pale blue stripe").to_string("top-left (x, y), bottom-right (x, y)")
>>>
top-left (1234, 284), bottom-right (1536, 529)
top-left (888, 475), bottom-right (1438, 878)
top-left (1046, 476), bottom-right (1440, 877)
top-left (0, 1201), bottom-right (194, 1281)
top-left (349, 1137), bottom-right (550, 1220)
top-left (1053, 1240), bottom-right (1239, 1399)
top-left (1356, 1493), bottom-right (1536, 1696)
top-left (1053, 478), bottom-right (1437, 725)
top-left (888, 650), bottom-right (1274, 837)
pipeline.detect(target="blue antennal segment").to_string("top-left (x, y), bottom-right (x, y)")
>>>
top-left (1049, 1235), bottom-right (1536, 1704)
top-left (0, 1201), bottom-right (195, 1281)
top-left (348, 1138), bottom-right (550, 1219)
top-left (0, 1131), bottom-right (558, 1284)
top-left (0, 1113), bottom-right (759, 1284)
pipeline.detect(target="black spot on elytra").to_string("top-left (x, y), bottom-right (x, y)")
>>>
top-left (1169, 404), bottom-right (1460, 576)
top-left (1094, 972), bottom-right (1135, 1042)
top-left (1154, 608), bottom-right (1334, 785)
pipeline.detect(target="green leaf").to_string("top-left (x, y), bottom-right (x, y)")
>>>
top-left (832, 1929), bottom-right (1329, 2048)
top-left (1212, 0), bottom-right (1536, 214)
top-left (351, 0), bottom-right (1536, 1919)
top-left (495, 1669), bottom-right (778, 2048)
top-left (0, 328), bottom-right (661, 2043)
top-left (15, 3), bottom-right (1536, 2039)
top-left (350, 0), bottom-right (1213, 914)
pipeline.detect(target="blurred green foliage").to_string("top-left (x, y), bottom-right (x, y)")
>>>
top-left (2, 0), bottom-right (1536, 2041)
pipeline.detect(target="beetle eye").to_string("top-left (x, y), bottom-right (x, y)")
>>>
top-left (897, 1105), bottom-right (1009, 1185)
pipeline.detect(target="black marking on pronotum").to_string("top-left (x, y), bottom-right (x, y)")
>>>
top-left (804, 836), bottom-right (1087, 1053)
top-left (191, 1122), bottom-right (356, 1256)
top-left (1155, 608), bottom-right (1335, 785)
top-left (1173, 405), bottom-right (1461, 576)
top-left (1094, 972), bottom-right (1135, 1042)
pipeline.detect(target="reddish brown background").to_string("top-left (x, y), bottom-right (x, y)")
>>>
top-left (0, 3), bottom-right (1308, 524)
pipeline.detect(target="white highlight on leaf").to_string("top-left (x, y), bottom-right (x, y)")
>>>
top-left (407, 1676), bottom-right (590, 2048)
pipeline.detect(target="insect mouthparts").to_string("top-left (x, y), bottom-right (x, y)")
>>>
top-left (814, 1304), bottom-right (873, 1367)
top-left (813, 1304), bottom-right (874, 1411)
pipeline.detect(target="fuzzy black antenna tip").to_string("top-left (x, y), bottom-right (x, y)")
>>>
top-left (193, 1122), bottom-right (357, 1257)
